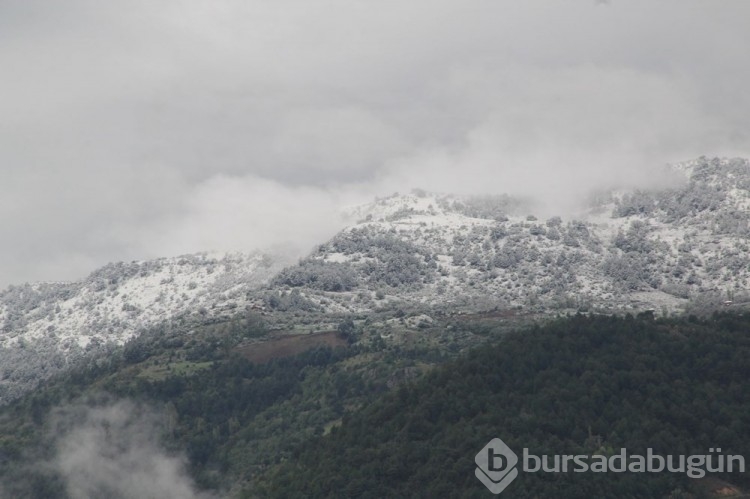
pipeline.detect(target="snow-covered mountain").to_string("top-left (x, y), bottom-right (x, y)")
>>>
top-left (2, 156), bottom-right (749, 402)
top-left (0, 251), bottom-right (290, 402)
top-left (265, 156), bottom-right (750, 316)
top-left (0, 252), bottom-right (287, 351)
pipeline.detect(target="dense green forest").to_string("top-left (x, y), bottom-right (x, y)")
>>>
top-left (259, 313), bottom-right (750, 498)
top-left (1, 311), bottom-right (749, 498)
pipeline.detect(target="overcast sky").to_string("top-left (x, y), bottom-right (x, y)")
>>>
top-left (1, 0), bottom-right (749, 286)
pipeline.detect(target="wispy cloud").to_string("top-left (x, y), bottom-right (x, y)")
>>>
top-left (49, 399), bottom-right (213, 499)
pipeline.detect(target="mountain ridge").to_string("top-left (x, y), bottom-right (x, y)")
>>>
top-left (1, 156), bottom-right (749, 402)
top-left (266, 156), bottom-right (750, 316)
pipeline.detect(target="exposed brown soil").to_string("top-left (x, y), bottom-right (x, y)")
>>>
top-left (454, 309), bottom-right (519, 320)
top-left (697, 477), bottom-right (749, 498)
top-left (235, 331), bottom-right (347, 364)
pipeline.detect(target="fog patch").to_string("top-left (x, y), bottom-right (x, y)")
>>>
top-left (50, 399), bottom-right (212, 499)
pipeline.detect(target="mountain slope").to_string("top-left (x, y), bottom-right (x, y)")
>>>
top-left (0, 156), bottom-right (749, 496)
top-left (2, 156), bottom-right (749, 403)
top-left (261, 313), bottom-right (750, 498)
top-left (266, 157), bottom-right (750, 316)
top-left (0, 251), bottom-right (290, 402)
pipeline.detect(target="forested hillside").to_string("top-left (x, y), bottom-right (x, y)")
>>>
top-left (0, 307), bottom-right (477, 498)
top-left (1, 311), bottom-right (749, 497)
top-left (2, 158), bottom-right (750, 496)
top-left (260, 313), bottom-right (750, 498)
top-left (0, 252), bottom-right (288, 403)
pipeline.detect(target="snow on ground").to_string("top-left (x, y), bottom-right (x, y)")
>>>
top-left (3, 156), bottom-right (750, 360)
top-left (0, 252), bottom-right (288, 352)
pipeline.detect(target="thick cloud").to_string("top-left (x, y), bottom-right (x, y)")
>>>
top-left (1, 0), bottom-right (749, 285)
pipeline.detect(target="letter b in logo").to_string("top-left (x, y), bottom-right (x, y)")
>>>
top-left (475, 438), bottom-right (519, 494)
